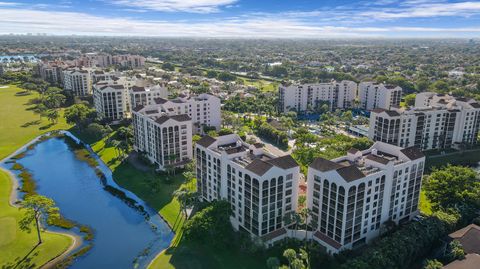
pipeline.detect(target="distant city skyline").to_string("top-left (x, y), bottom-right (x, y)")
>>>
top-left (0, 0), bottom-right (480, 38)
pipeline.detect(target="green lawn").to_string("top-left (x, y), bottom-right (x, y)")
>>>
top-left (419, 190), bottom-right (433, 216)
top-left (239, 77), bottom-right (279, 93)
top-left (0, 170), bottom-right (73, 269)
top-left (0, 85), bottom-right (71, 159)
top-left (0, 85), bottom-right (74, 268)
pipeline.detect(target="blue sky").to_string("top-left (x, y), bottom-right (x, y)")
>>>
top-left (0, 0), bottom-right (480, 37)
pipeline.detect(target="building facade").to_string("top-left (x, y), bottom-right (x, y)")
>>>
top-left (132, 104), bottom-right (193, 171)
top-left (38, 61), bottom-right (66, 85)
top-left (278, 81), bottom-right (357, 113)
top-left (63, 69), bottom-right (91, 96)
top-left (93, 82), bottom-right (128, 122)
top-left (368, 93), bottom-right (480, 150)
top-left (358, 82), bottom-right (402, 111)
top-left (196, 134), bottom-right (300, 240)
top-left (129, 85), bottom-right (169, 108)
top-left (152, 93), bottom-right (221, 134)
top-left (307, 142), bottom-right (425, 253)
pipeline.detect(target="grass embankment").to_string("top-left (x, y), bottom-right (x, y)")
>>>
top-left (0, 85), bottom-right (75, 268)
top-left (0, 170), bottom-right (72, 269)
top-left (425, 147), bottom-right (480, 172)
top-left (73, 130), bottom-right (267, 269)
top-left (0, 85), bottom-right (71, 160)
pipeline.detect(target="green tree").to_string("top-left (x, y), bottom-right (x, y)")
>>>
top-left (19, 195), bottom-right (60, 244)
top-left (161, 62), bottom-right (175, 71)
top-left (64, 103), bottom-right (96, 128)
top-left (404, 94), bottom-right (416, 107)
top-left (424, 165), bottom-right (480, 210)
top-left (266, 257), bottom-right (281, 269)
top-left (423, 259), bottom-right (442, 269)
top-left (46, 109), bottom-right (59, 124)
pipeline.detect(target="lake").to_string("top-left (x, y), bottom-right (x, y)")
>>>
top-left (2, 135), bottom-right (173, 268)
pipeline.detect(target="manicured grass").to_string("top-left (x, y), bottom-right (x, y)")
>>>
top-left (0, 170), bottom-right (72, 268)
top-left (419, 190), bottom-right (433, 216)
top-left (76, 131), bottom-right (268, 269)
top-left (239, 77), bottom-right (279, 92)
top-left (0, 85), bottom-right (72, 160)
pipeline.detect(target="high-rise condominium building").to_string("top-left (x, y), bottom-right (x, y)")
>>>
top-left (129, 85), bottom-right (169, 108)
top-left (93, 82), bottom-right (128, 122)
top-left (151, 94), bottom-right (221, 134)
top-left (278, 81), bottom-right (357, 113)
top-left (358, 82), bottom-right (402, 111)
top-left (38, 61), bottom-right (67, 85)
top-left (195, 134), bottom-right (300, 241)
top-left (63, 69), bottom-right (92, 97)
top-left (307, 142), bottom-right (425, 253)
top-left (132, 103), bottom-right (193, 171)
top-left (368, 93), bottom-right (480, 150)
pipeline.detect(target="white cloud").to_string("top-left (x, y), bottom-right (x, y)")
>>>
top-left (107, 0), bottom-right (238, 13)
top-left (0, 1), bottom-right (20, 6)
top-left (0, 8), bottom-right (479, 38)
top-left (362, 1), bottom-right (480, 19)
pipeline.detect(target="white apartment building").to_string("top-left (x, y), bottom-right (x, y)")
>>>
top-left (38, 61), bottom-right (67, 85)
top-left (358, 82), bottom-right (402, 111)
top-left (195, 134), bottom-right (300, 241)
top-left (307, 142), bottom-right (425, 253)
top-left (129, 85), bottom-right (169, 108)
top-left (278, 81), bottom-right (357, 113)
top-left (149, 93), bottom-right (221, 134)
top-left (368, 93), bottom-right (480, 150)
top-left (91, 70), bottom-right (121, 84)
top-left (93, 82), bottom-right (128, 122)
top-left (132, 104), bottom-right (193, 171)
top-left (63, 69), bottom-right (92, 97)
top-left (112, 54), bottom-right (145, 69)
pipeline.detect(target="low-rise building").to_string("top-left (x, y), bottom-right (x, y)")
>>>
top-left (368, 93), bottom-right (480, 150)
top-left (307, 142), bottom-right (425, 253)
top-left (195, 134), bottom-right (300, 241)
top-left (358, 82), bottom-right (402, 111)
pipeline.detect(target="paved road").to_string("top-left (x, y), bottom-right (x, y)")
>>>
top-left (247, 134), bottom-right (293, 156)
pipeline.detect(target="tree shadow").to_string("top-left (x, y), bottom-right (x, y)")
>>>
top-left (39, 123), bottom-right (54, 130)
top-left (21, 120), bottom-right (41, 128)
top-left (14, 91), bottom-right (31, 97)
top-left (1, 243), bottom-right (39, 269)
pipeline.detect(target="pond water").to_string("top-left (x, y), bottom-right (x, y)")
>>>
top-left (2, 136), bottom-right (173, 268)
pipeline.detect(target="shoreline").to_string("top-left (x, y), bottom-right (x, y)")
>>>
top-left (2, 131), bottom-right (175, 268)
top-left (0, 166), bottom-right (84, 269)
top-left (1, 132), bottom-right (85, 268)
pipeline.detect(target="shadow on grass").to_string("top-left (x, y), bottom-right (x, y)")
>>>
top-left (69, 127), bottom-right (104, 145)
top-left (1, 243), bottom-right (39, 269)
top-left (39, 123), bottom-right (55, 130)
top-left (14, 91), bottom-right (31, 97)
top-left (21, 120), bottom-right (41, 128)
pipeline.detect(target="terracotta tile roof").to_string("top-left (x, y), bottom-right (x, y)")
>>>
top-left (449, 224), bottom-right (480, 254)
top-left (442, 253), bottom-right (480, 269)
top-left (245, 159), bottom-right (273, 176)
top-left (400, 147), bottom-right (424, 161)
top-left (267, 155), bottom-right (299, 170)
top-left (313, 231), bottom-right (342, 249)
top-left (261, 228), bottom-right (287, 241)
top-left (196, 135), bottom-right (217, 148)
